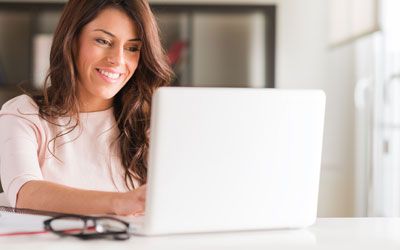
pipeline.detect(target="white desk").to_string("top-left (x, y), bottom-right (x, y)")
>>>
top-left (0, 218), bottom-right (399, 249)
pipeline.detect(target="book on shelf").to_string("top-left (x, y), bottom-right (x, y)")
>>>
top-left (32, 33), bottom-right (53, 89)
top-left (167, 40), bottom-right (188, 67)
top-left (0, 57), bottom-right (6, 86)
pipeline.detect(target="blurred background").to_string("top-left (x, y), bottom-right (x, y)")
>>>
top-left (0, 0), bottom-right (399, 218)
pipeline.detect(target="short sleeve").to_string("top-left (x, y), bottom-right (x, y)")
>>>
top-left (0, 114), bottom-right (44, 207)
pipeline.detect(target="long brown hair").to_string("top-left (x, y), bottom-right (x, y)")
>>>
top-left (32, 0), bottom-right (173, 189)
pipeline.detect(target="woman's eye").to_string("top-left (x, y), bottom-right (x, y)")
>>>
top-left (96, 38), bottom-right (111, 46)
top-left (127, 46), bottom-right (140, 52)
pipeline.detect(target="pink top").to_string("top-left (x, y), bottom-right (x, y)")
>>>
top-left (0, 95), bottom-right (132, 207)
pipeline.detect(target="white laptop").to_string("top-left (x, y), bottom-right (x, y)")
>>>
top-left (128, 87), bottom-right (326, 236)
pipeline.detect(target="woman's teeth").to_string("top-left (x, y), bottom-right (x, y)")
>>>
top-left (98, 69), bottom-right (121, 79)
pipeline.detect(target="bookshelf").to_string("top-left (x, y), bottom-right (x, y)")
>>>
top-left (0, 1), bottom-right (276, 106)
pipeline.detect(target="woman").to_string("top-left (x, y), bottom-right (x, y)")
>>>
top-left (0, 0), bottom-right (172, 215)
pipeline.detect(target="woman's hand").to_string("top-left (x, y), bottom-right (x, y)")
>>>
top-left (112, 184), bottom-right (146, 216)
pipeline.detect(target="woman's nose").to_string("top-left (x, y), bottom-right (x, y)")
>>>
top-left (107, 46), bottom-right (125, 65)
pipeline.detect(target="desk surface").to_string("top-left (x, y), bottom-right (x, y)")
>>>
top-left (1, 218), bottom-right (399, 249)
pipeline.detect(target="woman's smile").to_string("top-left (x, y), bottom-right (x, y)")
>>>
top-left (96, 68), bottom-right (124, 83)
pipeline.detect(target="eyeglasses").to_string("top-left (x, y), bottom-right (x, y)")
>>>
top-left (43, 215), bottom-right (132, 240)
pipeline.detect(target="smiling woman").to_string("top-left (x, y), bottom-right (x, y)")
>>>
top-left (76, 7), bottom-right (142, 111)
top-left (0, 0), bottom-right (173, 215)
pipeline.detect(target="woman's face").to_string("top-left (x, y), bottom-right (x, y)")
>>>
top-left (76, 7), bottom-right (141, 112)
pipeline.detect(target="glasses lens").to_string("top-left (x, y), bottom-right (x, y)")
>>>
top-left (49, 216), bottom-right (87, 235)
top-left (95, 218), bottom-right (128, 233)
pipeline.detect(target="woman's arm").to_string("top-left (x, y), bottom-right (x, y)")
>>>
top-left (17, 180), bottom-right (146, 216)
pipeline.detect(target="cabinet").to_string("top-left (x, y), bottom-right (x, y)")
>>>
top-left (0, 1), bottom-right (276, 105)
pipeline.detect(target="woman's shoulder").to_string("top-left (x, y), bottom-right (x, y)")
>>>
top-left (0, 95), bottom-right (44, 143)
top-left (0, 94), bottom-right (39, 115)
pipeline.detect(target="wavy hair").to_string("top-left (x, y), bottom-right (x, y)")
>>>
top-left (32, 0), bottom-right (173, 189)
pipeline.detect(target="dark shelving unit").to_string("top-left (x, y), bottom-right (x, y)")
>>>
top-left (0, 1), bottom-right (276, 105)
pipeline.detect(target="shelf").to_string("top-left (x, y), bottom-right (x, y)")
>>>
top-left (0, 2), bottom-right (276, 89)
top-left (0, 0), bottom-right (278, 5)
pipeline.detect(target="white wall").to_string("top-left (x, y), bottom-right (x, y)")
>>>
top-left (276, 0), bottom-right (355, 216)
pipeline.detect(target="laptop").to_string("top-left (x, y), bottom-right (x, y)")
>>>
top-left (128, 87), bottom-right (326, 236)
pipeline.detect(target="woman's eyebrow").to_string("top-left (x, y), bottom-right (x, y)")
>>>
top-left (93, 29), bottom-right (142, 42)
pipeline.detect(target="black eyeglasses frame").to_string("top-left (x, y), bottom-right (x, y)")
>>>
top-left (43, 214), bottom-right (131, 240)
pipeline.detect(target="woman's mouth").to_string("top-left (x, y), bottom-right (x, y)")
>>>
top-left (97, 68), bottom-right (122, 80)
